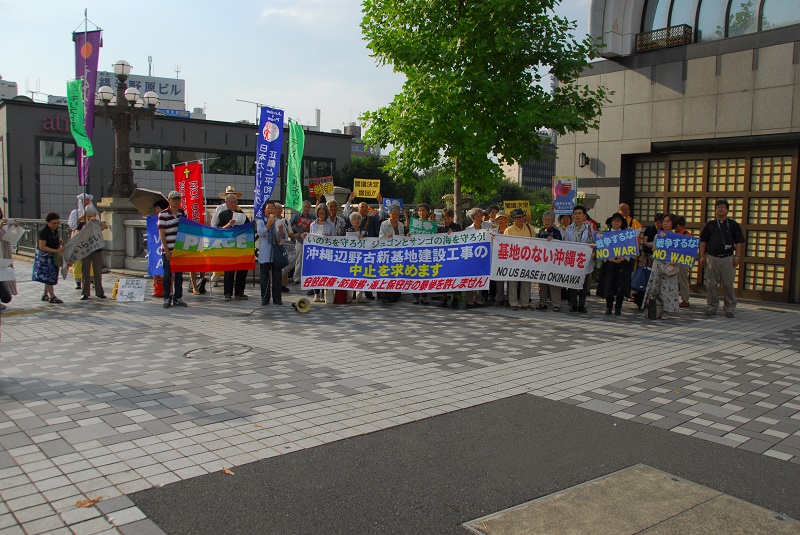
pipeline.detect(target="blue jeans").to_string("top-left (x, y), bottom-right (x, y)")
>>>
top-left (162, 252), bottom-right (183, 300)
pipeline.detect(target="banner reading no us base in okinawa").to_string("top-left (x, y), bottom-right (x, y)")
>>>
top-left (490, 234), bottom-right (594, 290)
top-left (301, 230), bottom-right (491, 293)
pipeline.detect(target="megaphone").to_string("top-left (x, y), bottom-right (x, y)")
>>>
top-left (292, 298), bottom-right (311, 313)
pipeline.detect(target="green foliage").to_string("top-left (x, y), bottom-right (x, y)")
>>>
top-left (413, 168), bottom-right (456, 207)
top-left (360, 0), bottom-right (608, 198)
top-left (334, 155), bottom-right (415, 201)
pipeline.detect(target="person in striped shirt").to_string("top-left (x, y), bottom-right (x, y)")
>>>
top-left (158, 191), bottom-right (187, 309)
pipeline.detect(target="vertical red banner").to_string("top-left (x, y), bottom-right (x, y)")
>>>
top-left (173, 162), bottom-right (205, 223)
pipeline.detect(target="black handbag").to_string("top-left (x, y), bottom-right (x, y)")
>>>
top-left (272, 239), bottom-right (289, 268)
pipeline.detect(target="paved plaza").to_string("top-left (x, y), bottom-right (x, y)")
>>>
top-left (2, 258), bottom-right (800, 534)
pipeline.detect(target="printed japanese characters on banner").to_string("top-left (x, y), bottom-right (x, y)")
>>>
top-left (254, 106), bottom-right (285, 221)
top-left (383, 198), bottom-right (403, 213)
top-left (491, 234), bottom-right (594, 289)
top-left (353, 179), bottom-right (380, 198)
top-left (409, 217), bottom-right (437, 235)
top-left (595, 228), bottom-right (639, 260)
top-left (60, 220), bottom-right (105, 278)
top-left (116, 279), bottom-right (146, 302)
top-left (301, 230), bottom-right (491, 293)
top-left (73, 29), bottom-right (102, 186)
top-left (309, 176), bottom-right (334, 197)
top-left (654, 231), bottom-right (700, 267)
top-left (173, 162), bottom-right (205, 223)
top-left (503, 200), bottom-right (531, 219)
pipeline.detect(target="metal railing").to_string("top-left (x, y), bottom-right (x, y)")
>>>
top-left (10, 219), bottom-right (72, 256)
top-left (635, 24), bottom-right (693, 53)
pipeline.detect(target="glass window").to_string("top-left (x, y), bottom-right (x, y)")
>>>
top-left (207, 152), bottom-right (238, 174)
top-left (303, 158), bottom-right (334, 180)
top-left (246, 155), bottom-right (256, 175)
top-left (131, 147), bottom-right (162, 170)
top-left (161, 150), bottom-right (176, 171)
top-left (696, 0), bottom-right (728, 40)
top-left (669, 0), bottom-right (700, 27)
top-left (761, 0), bottom-right (800, 29)
top-left (63, 143), bottom-right (77, 166)
top-left (643, 0), bottom-right (671, 31)
top-left (40, 141), bottom-right (64, 165)
top-left (728, 0), bottom-right (762, 37)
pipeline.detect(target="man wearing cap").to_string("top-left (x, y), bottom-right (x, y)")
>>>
top-left (504, 208), bottom-right (535, 310)
top-left (158, 191), bottom-right (188, 308)
top-left (698, 199), bottom-right (744, 318)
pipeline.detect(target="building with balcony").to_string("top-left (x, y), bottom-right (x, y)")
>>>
top-left (556, 0), bottom-right (800, 302)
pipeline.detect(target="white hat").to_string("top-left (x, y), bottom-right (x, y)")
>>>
top-left (77, 193), bottom-right (94, 201)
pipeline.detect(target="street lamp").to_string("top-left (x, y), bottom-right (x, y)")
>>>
top-left (95, 59), bottom-right (159, 197)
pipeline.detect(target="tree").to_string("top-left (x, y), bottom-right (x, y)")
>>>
top-left (360, 0), bottom-right (608, 223)
top-left (334, 155), bottom-right (415, 201)
top-left (413, 167), bottom-right (456, 207)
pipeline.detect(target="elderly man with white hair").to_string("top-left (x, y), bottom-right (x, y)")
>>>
top-left (378, 203), bottom-right (404, 303)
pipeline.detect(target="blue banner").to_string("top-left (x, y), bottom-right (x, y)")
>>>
top-left (146, 216), bottom-right (164, 276)
top-left (254, 106), bottom-right (285, 221)
top-left (383, 197), bottom-right (404, 214)
top-left (552, 177), bottom-right (577, 215)
top-left (654, 231), bottom-right (700, 267)
top-left (301, 230), bottom-right (491, 293)
top-left (594, 228), bottom-right (639, 260)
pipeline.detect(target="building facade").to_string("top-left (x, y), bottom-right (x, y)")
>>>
top-left (502, 132), bottom-right (557, 193)
top-left (0, 99), bottom-right (353, 220)
top-left (556, 0), bottom-right (800, 302)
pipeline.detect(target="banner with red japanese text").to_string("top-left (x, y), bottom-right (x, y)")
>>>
top-left (301, 230), bottom-right (492, 293)
top-left (491, 234), bottom-right (594, 289)
top-left (173, 162), bottom-right (205, 223)
top-left (309, 176), bottom-right (334, 198)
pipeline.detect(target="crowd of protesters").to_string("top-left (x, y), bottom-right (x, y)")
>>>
top-left (23, 186), bottom-right (743, 321)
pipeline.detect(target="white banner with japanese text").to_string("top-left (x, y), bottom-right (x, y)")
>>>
top-left (301, 230), bottom-right (492, 293)
top-left (490, 234), bottom-right (594, 289)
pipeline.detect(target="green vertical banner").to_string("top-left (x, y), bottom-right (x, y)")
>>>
top-left (285, 119), bottom-right (305, 212)
top-left (66, 79), bottom-right (94, 157)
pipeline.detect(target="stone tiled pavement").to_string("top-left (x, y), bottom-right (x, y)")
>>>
top-left (1, 259), bottom-right (800, 534)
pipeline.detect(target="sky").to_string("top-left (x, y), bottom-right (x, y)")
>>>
top-left (1, 0), bottom-right (591, 132)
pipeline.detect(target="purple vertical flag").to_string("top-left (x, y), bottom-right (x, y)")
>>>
top-left (73, 30), bottom-right (103, 186)
top-left (254, 106), bottom-right (285, 221)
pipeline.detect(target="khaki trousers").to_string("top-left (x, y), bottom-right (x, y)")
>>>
top-left (508, 281), bottom-right (531, 307)
top-left (705, 254), bottom-right (736, 313)
top-left (678, 266), bottom-right (690, 302)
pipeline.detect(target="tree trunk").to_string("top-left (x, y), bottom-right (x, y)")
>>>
top-left (453, 156), bottom-right (462, 226)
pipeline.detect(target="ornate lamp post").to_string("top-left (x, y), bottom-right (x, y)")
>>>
top-left (95, 60), bottom-right (159, 197)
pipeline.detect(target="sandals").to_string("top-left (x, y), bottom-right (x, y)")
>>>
top-left (42, 294), bottom-right (50, 301)
top-left (536, 304), bottom-right (547, 310)
top-left (552, 306), bottom-right (560, 312)
top-left (49, 297), bottom-right (63, 304)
